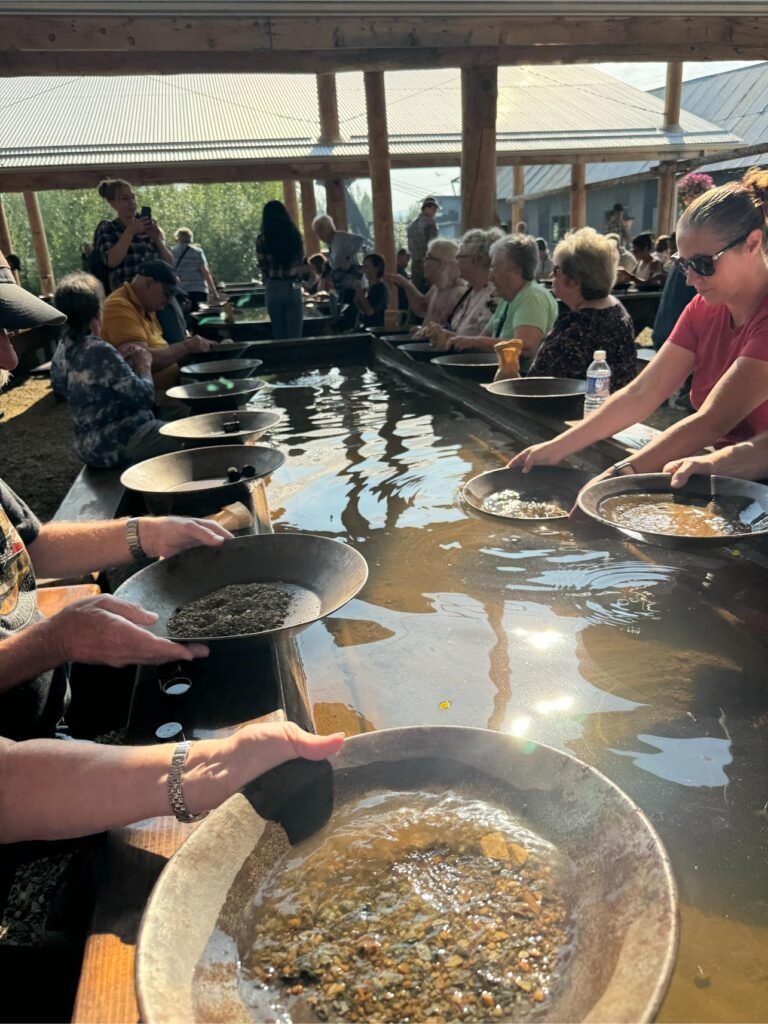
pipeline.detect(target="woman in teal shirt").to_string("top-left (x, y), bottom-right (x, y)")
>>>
top-left (450, 234), bottom-right (558, 372)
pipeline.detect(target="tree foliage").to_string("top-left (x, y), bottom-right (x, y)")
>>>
top-left (3, 180), bottom-right (282, 293)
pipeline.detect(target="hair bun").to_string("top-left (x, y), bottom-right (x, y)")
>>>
top-left (742, 167), bottom-right (768, 209)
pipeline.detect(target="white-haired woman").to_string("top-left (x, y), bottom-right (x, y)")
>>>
top-left (312, 214), bottom-right (365, 301)
top-left (451, 234), bottom-right (558, 372)
top-left (172, 228), bottom-right (220, 311)
top-left (385, 238), bottom-right (466, 328)
top-left (510, 168), bottom-right (768, 476)
top-left (528, 228), bottom-right (637, 390)
top-left (443, 227), bottom-right (501, 337)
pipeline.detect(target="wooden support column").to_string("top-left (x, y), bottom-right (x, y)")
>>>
top-left (0, 195), bottom-right (19, 283)
top-left (511, 166), bottom-right (525, 230)
top-left (657, 163), bottom-right (678, 236)
top-left (364, 71), bottom-right (396, 310)
top-left (282, 180), bottom-right (299, 224)
top-left (664, 61), bottom-right (684, 132)
top-left (324, 177), bottom-right (348, 231)
top-left (460, 66), bottom-right (498, 232)
top-left (300, 180), bottom-right (319, 254)
top-left (570, 164), bottom-right (586, 230)
top-left (317, 73), bottom-right (347, 230)
top-left (22, 190), bottom-right (55, 295)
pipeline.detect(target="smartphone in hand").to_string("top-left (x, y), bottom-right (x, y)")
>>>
top-left (139, 205), bottom-right (152, 220)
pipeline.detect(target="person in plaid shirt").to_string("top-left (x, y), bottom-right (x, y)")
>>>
top-left (93, 178), bottom-right (174, 292)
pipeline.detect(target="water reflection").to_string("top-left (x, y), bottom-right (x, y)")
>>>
top-left (255, 366), bottom-right (768, 1019)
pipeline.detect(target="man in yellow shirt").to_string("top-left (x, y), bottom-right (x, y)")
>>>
top-left (102, 260), bottom-right (210, 390)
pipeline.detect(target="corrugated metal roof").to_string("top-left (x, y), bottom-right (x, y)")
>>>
top-left (0, 1), bottom-right (764, 14)
top-left (509, 61), bottom-right (768, 198)
top-left (0, 66), bottom-right (739, 176)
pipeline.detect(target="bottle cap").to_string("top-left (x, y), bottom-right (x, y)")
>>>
top-left (593, 350), bottom-right (606, 360)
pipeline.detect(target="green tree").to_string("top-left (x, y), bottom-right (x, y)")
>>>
top-left (3, 180), bottom-right (282, 293)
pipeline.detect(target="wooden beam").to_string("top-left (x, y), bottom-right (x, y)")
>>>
top-left (3, 42), bottom-right (768, 76)
top-left (316, 73), bottom-right (347, 229)
top-left (22, 191), bottom-right (55, 295)
top-left (324, 176), bottom-right (348, 232)
top-left (570, 164), bottom-right (586, 230)
top-left (664, 61), bottom-right (684, 132)
top-left (656, 163), bottom-right (679, 236)
top-left (511, 166), bottom-right (526, 228)
top-left (364, 70), bottom-right (396, 311)
top-left (461, 66), bottom-right (498, 232)
top-left (0, 195), bottom-right (16, 277)
top-left (300, 180), bottom-right (319, 255)
top-left (4, 15), bottom-right (768, 62)
top-left (317, 73), bottom-right (341, 144)
top-left (282, 179), bottom-right (299, 224)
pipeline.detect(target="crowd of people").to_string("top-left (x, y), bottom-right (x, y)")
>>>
top-left (3, 166), bottom-right (768, 904)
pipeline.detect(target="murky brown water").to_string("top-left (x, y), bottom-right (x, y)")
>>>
top-left (251, 366), bottom-right (768, 1023)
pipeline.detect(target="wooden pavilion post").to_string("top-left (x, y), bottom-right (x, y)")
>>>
top-left (657, 61), bottom-right (684, 236)
top-left (664, 61), bottom-right (684, 132)
top-left (570, 164), bottom-right (586, 230)
top-left (316, 73), bottom-right (347, 230)
top-left (511, 166), bottom-right (526, 230)
top-left (460, 66), bottom-right (498, 232)
top-left (656, 163), bottom-right (679, 237)
top-left (0, 195), bottom-right (19, 283)
top-left (364, 70), bottom-right (396, 313)
top-left (282, 180), bottom-right (299, 224)
top-left (22, 190), bottom-right (54, 295)
top-left (300, 180), bottom-right (320, 255)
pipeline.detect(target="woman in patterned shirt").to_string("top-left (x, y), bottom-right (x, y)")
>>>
top-left (92, 179), bottom-right (174, 293)
top-left (528, 227), bottom-right (637, 390)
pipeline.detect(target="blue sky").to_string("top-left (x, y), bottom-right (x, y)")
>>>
top-left (387, 60), bottom-right (762, 215)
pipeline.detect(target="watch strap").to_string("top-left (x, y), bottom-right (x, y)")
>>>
top-left (125, 518), bottom-right (146, 562)
top-left (167, 740), bottom-right (208, 824)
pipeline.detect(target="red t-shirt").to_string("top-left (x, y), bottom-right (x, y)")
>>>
top-left (668, 293), bottom-right (768, 443)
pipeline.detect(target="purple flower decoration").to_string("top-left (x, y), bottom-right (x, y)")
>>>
top-left (677, 172), bottom-right (715, 200)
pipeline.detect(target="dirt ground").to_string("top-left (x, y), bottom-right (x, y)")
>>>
top-left (0, 377), bottom-right (81, 520)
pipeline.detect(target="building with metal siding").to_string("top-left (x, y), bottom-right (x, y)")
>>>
top-left (512, 61), bottom-right (768, 243)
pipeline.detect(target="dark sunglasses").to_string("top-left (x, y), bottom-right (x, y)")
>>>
top-left (670, 232), bottom-right (750, 278)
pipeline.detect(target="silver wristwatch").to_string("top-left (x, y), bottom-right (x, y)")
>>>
top-left (167, 740), bottom-right (208, 824)
top-left (125, 518), bottom-right (147, 562)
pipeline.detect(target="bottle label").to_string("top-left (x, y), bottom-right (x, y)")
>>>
top-left (586, 375), bottom-right (611, 398)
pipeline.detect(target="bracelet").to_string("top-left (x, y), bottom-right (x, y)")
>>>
top-left (167, 740), bottom-right (209, 824)
top-left (609, 460), bottom-right (637, 477)
top-left (125, 518), bottom-right (147, 562)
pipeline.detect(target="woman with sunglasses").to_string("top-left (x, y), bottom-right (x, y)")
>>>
top-left (509, 168), bottom-right (768, 477)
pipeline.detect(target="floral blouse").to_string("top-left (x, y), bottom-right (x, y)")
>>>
top-left (528, 302), bottom-right (637, 390)
top-left (447, 282), bottom-right (498, 337)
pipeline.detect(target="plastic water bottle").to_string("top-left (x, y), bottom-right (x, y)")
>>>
top-left (583, 350), bottom-right (611, 417)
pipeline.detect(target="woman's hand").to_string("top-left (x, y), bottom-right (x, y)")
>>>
top-left (145, 219), bottom-right (163, 243)
top-left (664, 453), bottom-right (720, 488)
top-left (138, 516), bottom-right (232, 559)
top-left (506, 439), bottom-right (566, 473)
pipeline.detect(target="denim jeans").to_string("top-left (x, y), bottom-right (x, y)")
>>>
top-left (265, 278), bottom-right (304, 340)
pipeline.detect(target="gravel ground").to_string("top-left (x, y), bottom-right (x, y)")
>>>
top-left (0, 377), bottom-right (82, 520)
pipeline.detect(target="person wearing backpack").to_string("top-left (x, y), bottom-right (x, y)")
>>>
top-left (92, 178), bottom-right (173, 293)
top-left (171, 228), bottom-right (220, 312)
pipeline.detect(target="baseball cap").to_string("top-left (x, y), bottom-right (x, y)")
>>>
top-left (421, 196), bottom-right (441, 211)
top-left (138, 259), bottom-right (182, 295)
top-left (0, 252), bottom-right (66, 331)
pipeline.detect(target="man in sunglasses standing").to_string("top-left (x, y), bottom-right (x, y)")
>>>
top-left (101, 259), bottom-right (210, 393)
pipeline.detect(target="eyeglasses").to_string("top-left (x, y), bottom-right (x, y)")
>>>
top-left (670, 232), bottom-right (750, 277)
